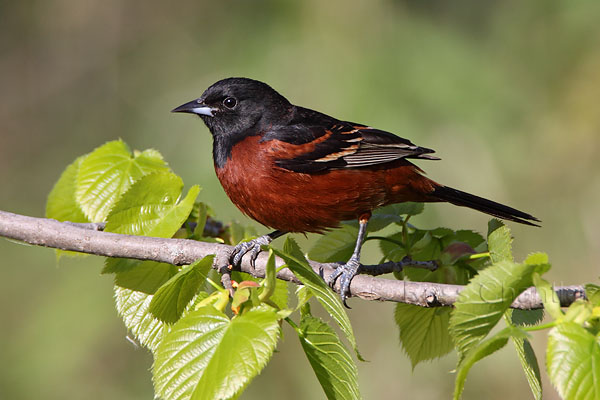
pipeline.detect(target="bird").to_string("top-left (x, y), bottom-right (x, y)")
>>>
top-left (172, 77), bottom-right (539, 306)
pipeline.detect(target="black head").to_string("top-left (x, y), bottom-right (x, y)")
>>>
top-left (172, 77), bottom-right (292, 139)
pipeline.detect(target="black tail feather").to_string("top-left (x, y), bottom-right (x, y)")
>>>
top-left (432, 186), bottom-right (540, 227)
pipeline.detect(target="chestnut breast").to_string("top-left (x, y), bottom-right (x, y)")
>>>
top-left (215, 135), bottom-right (434, 233)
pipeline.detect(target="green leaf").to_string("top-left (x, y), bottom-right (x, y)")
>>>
top-left (76, 140), bottom-right (169, 221)
top-left (114, 286), bottom-right (171, 353)
top-left (513, 337), bottom-right (542, 400)
top-left (149, 256), bottom-right (214, 323)
top-left (103, 173), bottom-right (199, 279)
top-left (487, 219), bottom-right (513, 263)
top-left (449, 259), bottom-right (550, 361)
top-left (393, 202), bottom-right (425, 216)
top-left (270, 279), bottom-right (289, 311)
top-left (508, 309), bottom-right (545, 327)
top-left (505, 305), bottom-right (543, 399)
top-left (532, 272), bottom-right (563, 320)
top-left (448, 230), bottom-right (485, 249)
top-left (193, 202), bottom-right (209, 238)
top-left (454, 326), bottom-right (523, 399)
top-left (46, 155), bottom-right (89, 223)
top-left (378, 232), bottom-right (407, 262)
top-left (308, 224), bottom-right (358, 263)
top-left (585, 284), bottom-right (600, 306)
top-left (394, 303), bottom-right (454, 368)
top-left (547, 322), bottom-right (600, 400)
top-left (298, 315), bottom-right (361, 400)
top-left (105, 172), bottom-right (199, 237)
top-left (153, 306), bottom-right (281, 400)
top-left (272, 238), bottom-right (362, 359)
top-left (114, 261), bottom-right (179, 294)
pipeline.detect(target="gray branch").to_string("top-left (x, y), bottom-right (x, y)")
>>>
top-left (0, 210), bottom-right (585, 309)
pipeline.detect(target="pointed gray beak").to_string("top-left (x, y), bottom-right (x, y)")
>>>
top-left (171, 99), bottom-right (214, 116)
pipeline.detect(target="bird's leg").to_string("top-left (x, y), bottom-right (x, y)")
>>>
top-left (327, 213), bottom-right (370, 308)
top-left (229, 230), bottom-right (286, 270)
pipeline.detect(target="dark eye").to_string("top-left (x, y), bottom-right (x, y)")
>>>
top-left (223, 97), bottom-right (237, 109)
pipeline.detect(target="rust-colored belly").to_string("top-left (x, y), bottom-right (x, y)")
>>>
top-left (215, 136), bottom-right (435, 233)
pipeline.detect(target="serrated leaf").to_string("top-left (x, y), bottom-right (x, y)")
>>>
top-left (272, 238), bottom-right (362, 359)
top-left (532, 273), bottom-right (563, 320)
top-left (546, 322), bottom-right (600, 400)
top-left (454, 326), bottom-right (523, 399)
top-left (585, 284), bottom-right (600, 306)
top-left (270, 279), bottom-right (289, 311)
top-left (114, 260), bottom-right (179, 294)
top-left (487, 219), bottom-right (513, 263)
top-left (298, 315), bottom-right (361, 400)
top-left (505, 305), bottom-right (543, 399)
top-left (394, 303), bottom-right (454, 368)
top-left (75, 140), bottom-right (170, 221)
top-left (193, 202), bottom-right (209, 238)
top-left (513, 337), bottom-right (542, 400)
top-left (342, 204), bottom-right (407, 233)
top-left (114, 287), bottom-right (171, 353)
top-left (149, 256), bottom-right (214, 323)
top-left (394, 202), bottom-right (425, 216)
top-left (103, 173), bottom-right (199, 283)
top-left (509, 309), bottom-right (545, 327)
top-left (105, 172), bottom-right (199, 237)
top-left (308, 224), bottom-right (358, 263)
top-left (445, 230), bottom-right (485, 249)
top-left (46, 155), bottom-right (89, 223)
top-left (153, 306), bottom-right (280, 400)
top-left (449, 259), bottom-right (550, 361)
top-left (378, 232), bottom-right (407, 262)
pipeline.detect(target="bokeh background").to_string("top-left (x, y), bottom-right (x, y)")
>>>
top-left (1, 1), bottom-right (599, 399)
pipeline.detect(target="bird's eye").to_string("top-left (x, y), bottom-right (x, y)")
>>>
top-left (223, 97), bottom-right (237, 109)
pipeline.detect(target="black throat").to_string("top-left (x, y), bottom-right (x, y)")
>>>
top-left (211, 124), bottom-right (262, 169)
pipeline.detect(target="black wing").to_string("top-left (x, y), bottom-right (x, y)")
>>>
top-left (266, 107), bottom-right (439, 173)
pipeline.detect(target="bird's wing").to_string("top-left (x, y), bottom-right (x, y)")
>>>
top-left (266, 118), bottom-right (439, 173)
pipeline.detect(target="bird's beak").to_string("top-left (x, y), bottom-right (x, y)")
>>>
top-left (171, 99), bottom-right (214, 116)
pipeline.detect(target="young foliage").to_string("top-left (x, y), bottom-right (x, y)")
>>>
top-left (149, 256), bottom-right (214, 323)
top-left (449, 222), bottom-right (550, 362)
top-left (104, 171), bottom-right (199, 238)
top-left (546, 322), bottom-right (600, 400)
top-left (297, 313), bottom-right (361, 400)
top-left (271, 237), bottom-right (362, 359)
top-left (506, 309), bottom-right (543, 400)
top-left (152, 306), bottom-right (281, 400)
top-left (46, 155), bottom-right (89, 223)
top-left (115, 287), bottom-right (171, 352)
top-left (76, 140), bottom-right (170, 221)
top-left (453, 326), bottom-right (527, 400)
top-left (394, 303), bottom-right (454, 368)
top-left (44, 141), bottom-right (600, 400)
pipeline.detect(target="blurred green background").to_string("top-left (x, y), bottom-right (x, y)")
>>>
top-left (1, 0), bottom-right (599, 399)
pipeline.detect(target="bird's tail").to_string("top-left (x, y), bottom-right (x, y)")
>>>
top-left (430, 185), bottom-right (540, 227)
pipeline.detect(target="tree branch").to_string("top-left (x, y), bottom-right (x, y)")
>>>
top-left (0, 210), bottom-right (585, 309)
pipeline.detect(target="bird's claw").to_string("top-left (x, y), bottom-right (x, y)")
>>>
top-left (327, 256), bottom-right (361, 308)
top-left (229, 235), bottom-right (273, 270)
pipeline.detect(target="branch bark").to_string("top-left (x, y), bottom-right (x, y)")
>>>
top-left (0, 210), bottom-right (585, 309)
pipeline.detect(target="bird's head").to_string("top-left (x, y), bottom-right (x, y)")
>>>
top-left (172, 77), bottom-right (292, 138)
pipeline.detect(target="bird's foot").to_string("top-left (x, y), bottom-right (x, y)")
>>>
top-left (327, 256), bottom-right (361, 308)
top-left (229, 234), bottom-right (274, 271)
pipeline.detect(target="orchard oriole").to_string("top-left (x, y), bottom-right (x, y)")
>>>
top-left (173, 77), bottom-right (539, 306)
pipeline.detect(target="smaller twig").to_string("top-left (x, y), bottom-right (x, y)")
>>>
top-left (359, 257), bottom-right (439, 276)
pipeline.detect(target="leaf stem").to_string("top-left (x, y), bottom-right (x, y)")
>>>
top-left (206, 277), bottom-right (223, 291)
top-left (468, 252), bottom-right (490, 260)
top-left (521, 321), bottom-right (557, 332)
